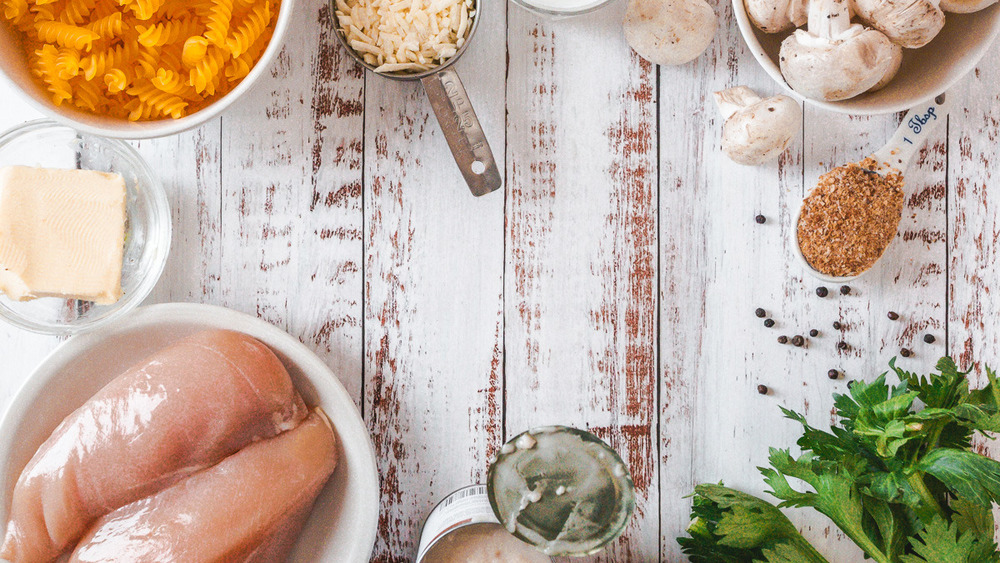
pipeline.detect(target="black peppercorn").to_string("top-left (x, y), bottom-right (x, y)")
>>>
top-left (755, 215), bottom-right (766, 224)
top-left (838, 341), bottom-right (849, 350)
top-left (901, 348), bottom-right (912, 357)
top-left (764, 319), bottom-right (775, 328)
top-left (833, 321), bottom-right (843, 330)
top-left (887, 311), bottom-right (899, 320)
top-left (848, 380), bottom-right (856, 389)
top-left (923, 334), bottom-right (935, 344)
top-left (778, 336), bottom-right (788, 344)
top-left (840, 285), bottom-right (851, 295)
top-left (757, 384), bottom-right (769, 395)
top-left (816, 286), bottom-right (829, 297)
top-left (809, 329), bottom-right (819, 337)
top-left (828, 369), bottom-right (839, 379)
top-left (755, 308), bottom-right (766, 318)
top-left (792, 335), bottom-right (804, 347)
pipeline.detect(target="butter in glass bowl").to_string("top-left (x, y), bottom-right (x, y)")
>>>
top-left (0, 120), bottom-right (170, 335)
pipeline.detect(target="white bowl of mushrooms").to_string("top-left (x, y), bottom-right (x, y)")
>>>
top-left (733, 0), bottom-right (1000, 114)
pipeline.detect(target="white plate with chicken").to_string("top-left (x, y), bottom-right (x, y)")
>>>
top-left (0, 303), bottom-right (379, 563)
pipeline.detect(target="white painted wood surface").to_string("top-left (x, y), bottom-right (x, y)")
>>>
top-left (0, 0), bottom-right (998, 560)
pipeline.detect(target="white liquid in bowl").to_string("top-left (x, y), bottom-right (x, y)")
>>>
top-left (510, 0), bottom-right (613, 16)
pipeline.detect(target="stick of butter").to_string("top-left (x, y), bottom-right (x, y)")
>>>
top-left (0, 166), bottom-right (127, 305)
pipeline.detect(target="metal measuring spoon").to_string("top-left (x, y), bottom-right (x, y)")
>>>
top-left (793, 93), bottom-right (954, 282)
top-left (331, 5), bottom-right (501, 196)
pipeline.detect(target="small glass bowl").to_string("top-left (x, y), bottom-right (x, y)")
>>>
top-left (0, 119), bottom-right (170, 334)
top-left (508, 0), bottom-right (614, 17)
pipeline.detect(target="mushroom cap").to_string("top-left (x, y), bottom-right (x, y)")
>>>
top-left (624, 0), bottom-right (718, 66)
top-left (745, 0), bottom-right (809, 33)
top-left (715, 87), bottom-right (801, 165)
top-left (939, 0), bottom-right (997, 12)
top-left (779, 26), bottom-right (900, 101)
top-left (869, 42), bottom-right (903, 91)
top-left (853, 0), bottom-right (946, 48)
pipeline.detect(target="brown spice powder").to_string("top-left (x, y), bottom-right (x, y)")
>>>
top-left (797, 158), bottom-right (904, 277)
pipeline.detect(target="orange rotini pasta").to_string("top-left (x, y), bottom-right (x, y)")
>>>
top-left (1, 0), bottom-right (279, 121)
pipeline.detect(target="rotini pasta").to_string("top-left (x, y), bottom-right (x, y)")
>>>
top-left (54, 47), bottom-right (81, 79)
top-left (84, 11), bottom-right (124, 39)
top-left (1, 0), bottom-right (28, 23)
top-left (126, 0), bottom-right (164, 19)
top-left (34, 21), bottom-right (100, 49)
top-left (202, 0), bottom-right (232, 46)
top-left (103, 67), bottom-right (129, 92)
top-left (58, 0), bottom-right (95, 25)
top-left (2, 0), bottom-right (279, 120)
top-left (189, 43), bottom-right (226, 94)
top-left (225, 0), bottom-right (267, 57)
top-left (135, 17), bottom-right (200, 47)
top-left (180, 34), bottom-right (207, 66)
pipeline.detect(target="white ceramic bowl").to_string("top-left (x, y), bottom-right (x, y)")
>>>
top-left (0, 0), bottom-right (294, 139)
top-left (0, 303), bottom-right (378, 563)
top-left (732, 2), bottom-right (1000, 115)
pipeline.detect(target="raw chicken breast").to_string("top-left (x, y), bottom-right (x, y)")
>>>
top-left (69, 411), bottom-right (338, 563)
top-left (0, 330), bottom-right (307, 563)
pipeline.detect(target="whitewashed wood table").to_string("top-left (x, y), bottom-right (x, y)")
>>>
top-left (1, 0), bottom-right (998, 560)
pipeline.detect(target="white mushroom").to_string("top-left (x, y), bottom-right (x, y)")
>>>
top-left (869, 42), bottom-right (903, 91)
top-left (714, 86), bottom-right (801, 165)
top-left (745, 0), bottom-right (809, 33)
top-left (852, 0), bottom-right (945, 48)
top-left (938, 0), bottom-right (995, 11)
top-left (624, 0), bottom-right (718, 66)
top-left (779, 0), bottom-right (899, 101)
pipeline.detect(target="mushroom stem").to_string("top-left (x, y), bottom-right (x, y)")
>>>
top-left (808, 0), bottom-right (853, 38)
top-left (714, 86), bottom-right (764, 120)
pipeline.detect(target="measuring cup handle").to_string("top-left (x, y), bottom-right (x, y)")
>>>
top-left (421, 69), bottom-right (502, 196)
top-left (872, 92), bottom-right (954, 173)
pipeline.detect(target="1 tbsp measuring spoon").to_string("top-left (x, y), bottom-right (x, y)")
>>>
top-left (793, 93), bottom-right (954, 282)
top-left (331, 5), bottom-right (501, 196)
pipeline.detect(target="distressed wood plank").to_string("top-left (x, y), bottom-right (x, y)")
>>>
top-left (505, 6), bottom-right (658, 560)
top-left (656, 3), bottom-right (804, 558)
top-left (133, 123), bottom-right (223, 305)
top-left (658, 6), bottom-right (947, 561)
top-left (947, 42), bottom-right (1000, 497)
top-left (362, 2), bottom-right (506, 560)
top-left (220, 0), bottom-right (366, 401)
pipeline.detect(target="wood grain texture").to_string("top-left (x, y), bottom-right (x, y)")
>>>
top-left (361, 0), bottom-right (506, 559)
top-left (657, 2), bottom-right (947, 560)
top-left (135, 123), bottom-right (223, 305)
top-left (219, 0), bottom-right (366, 401)
top-left (948, 42), bottom-right (1000, 509)
top-left (0, 7), bottom-right (998, 563)
top-left (505, 4), bottom-right (658, 560)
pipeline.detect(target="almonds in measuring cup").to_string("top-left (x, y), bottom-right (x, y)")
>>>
top-left (797, 158), bottom-right (904, 277)
top-left (335, 0), bottom-right (475, 73)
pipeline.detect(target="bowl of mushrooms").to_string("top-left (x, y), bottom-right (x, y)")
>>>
top-left (733, 0), bottom-right (1000, 114)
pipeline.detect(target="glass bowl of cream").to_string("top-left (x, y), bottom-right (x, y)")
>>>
top-left (0, 119), bottom-right (171, 334)
top-left (509, 0), bottom-right (614, 16)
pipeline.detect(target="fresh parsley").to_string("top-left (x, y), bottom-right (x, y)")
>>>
top-left (678, 358), bottom-right (1000, 563)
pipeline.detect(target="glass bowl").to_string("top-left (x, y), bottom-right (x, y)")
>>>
top-left (0, 119), bottom-right (170, 334)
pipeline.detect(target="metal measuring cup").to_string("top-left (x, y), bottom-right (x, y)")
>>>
top-left (332, 7), bottom-right (501, 196)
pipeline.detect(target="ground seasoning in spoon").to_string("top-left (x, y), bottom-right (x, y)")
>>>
top-left (797, 158), bottom-right (904, 277)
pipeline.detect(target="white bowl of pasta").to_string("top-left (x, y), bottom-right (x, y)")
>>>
top-left (0, 0), bottom-right (292, 138)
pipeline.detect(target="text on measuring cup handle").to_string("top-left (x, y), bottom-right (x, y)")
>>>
top-left (441, 75), bottom-right (476, 133)
top-left (906, 107), bottom-right (937, 136)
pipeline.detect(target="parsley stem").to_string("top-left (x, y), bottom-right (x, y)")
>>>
top-left (907, 471), bottom-right (947, 520)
